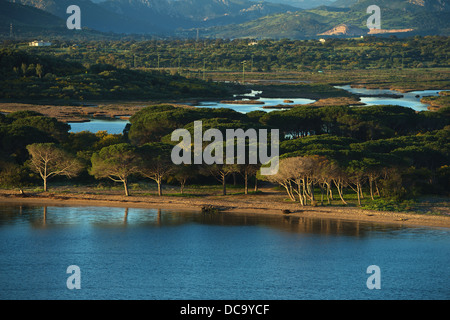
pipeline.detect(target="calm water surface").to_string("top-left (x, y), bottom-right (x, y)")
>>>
top-left (69, 119), bottom-right (129, 135)
top-left (0, 203), bottom-right (449, 300)
top-left (335, 86), bottom-right (449, 111)
top-left (68, 88), bottom-right (448, 134)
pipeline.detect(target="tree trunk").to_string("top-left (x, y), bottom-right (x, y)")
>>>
top-left (301, 179), bottom-right (308, 205)
top-left (123, 179), bottom-right (129, 197)
top-left (180, 181), bottom-right (185, 194)
top-left (375, 179), bottom-right (380, 197)
top-left (297, 181), bottom-right (304, 206)
top-left (43, 177), bottom-right (47, 192)
top-left (369, 177), bottom-right (374, 200)
top-left (320, 185), bottom-right (324, 206)
top-left (222, 175), bottom-right (226, 196)
top-left (254, 177), bottom-right (258, 192)
top-left (359, 182), bottom-right (364, 199)
top-left (284, 185), bottom-right (296, 202)
top-left (244, 172), bottom-right (248, 195)
top-left (334, 180), bottom-right (347, 205)
top-left (338, 185), bottom-right (347, 205)
top-left (356, 182), bottom-right (361, 206)
top-left (157, 179), bottom-right (162, 196)
top-left (326, 182), bottom-right (331, 204)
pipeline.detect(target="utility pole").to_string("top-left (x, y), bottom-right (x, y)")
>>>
top-left (10, 23), bottom-right (13, 38)
top-left (241, 60), bottom-right (247, 84)
top-left (251, 54), bottom-right (254, 73)
top-left (157, 53), bottom-right (160, 71)
top-left (203, 58), bottom-right (206, 81)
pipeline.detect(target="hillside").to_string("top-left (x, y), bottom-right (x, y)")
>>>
top-left (2, 0), bottom-right (450, 39)
top-left (11, 0), bottom-right (298, 33)
top-left (0, 49), bottom-right (237, 102)
top-left (0, 0), bottom-right (128, 39)
top-left (0, 0), bottom-right (66, 35)
top-left (249, 0), bottom-right (335, 9)
top-left (202, 0), bottom-right (450, 39)
top-left (318, 24), bottom-right (366, 36)
top-left (12, 0), bottom-right (164, 33)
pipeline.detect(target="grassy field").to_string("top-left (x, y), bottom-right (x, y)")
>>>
top-left (208, 68), bottom-right (450, 91)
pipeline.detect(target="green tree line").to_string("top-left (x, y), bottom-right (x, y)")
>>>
top-left (0, 103), bottom-right (449, 205)
top-left (5, 36), bottom-right (449, 72)
top-left (0, 48), bottom-right (239, 101)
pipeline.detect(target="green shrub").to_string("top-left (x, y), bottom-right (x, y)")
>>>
top-left (363, 199), bottom-right (416, 212)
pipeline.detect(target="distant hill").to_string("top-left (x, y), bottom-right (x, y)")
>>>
top-left (202, 11), bottom-right (329, 39)
top-left (2, 0), bottom-right (449, 38)
top-left (248, 0), bottom-right (335, 9)
top-left (99, 0), bottom-right (297, 28)
top-left (331, 0), bottom-right (358, 7)
top-left (0, 0), bottom-right (64, 30)
top-left (0, 0), bottom-right (125, 39)
top-left (11, 0), bottom-right (298, 32)
top-left (202, 0), bottom-right (450, 39)
top-left (12, 0), bottom-right (164, 33)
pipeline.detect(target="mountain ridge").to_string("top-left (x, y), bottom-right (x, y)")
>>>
top-left (3, 0), bottom-right (450, 38)
top-left (203, 0), bottom-right (450, 38)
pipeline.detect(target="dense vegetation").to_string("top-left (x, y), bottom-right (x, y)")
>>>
top-left (0, 36), bottom-right (449, 211)
top-left (201, 0), bottom-right (450, 39)
top-left (1, 36), bottom-right (448, 102)
top-left (0, 48), bottom-right (237, 102)
top-left (3, 36), bottom-right (449, 73)
top-left (0, 102), bottom-right (449, 205)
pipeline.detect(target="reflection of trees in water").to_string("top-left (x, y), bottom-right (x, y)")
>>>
top-left (0, 204), bottom-right (404, 237)
top-left (193, 213), bottom-right (403, 237)
top-left (123, 207), bottom-right (128, 224)
top-left (43, 206), bottom-right (47, 226)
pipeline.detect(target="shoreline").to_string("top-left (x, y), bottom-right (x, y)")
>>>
top-left (1, 190), bottom-right (449, 229)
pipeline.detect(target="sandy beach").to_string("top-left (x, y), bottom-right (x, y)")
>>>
top-left (0, 189), bottom-right (448, 229)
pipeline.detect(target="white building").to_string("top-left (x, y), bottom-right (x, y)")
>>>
top-left (29, 40), bottom-right (52, 47)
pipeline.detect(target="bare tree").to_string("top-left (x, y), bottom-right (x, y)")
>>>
top-left (267, 156), bottom-right (343, 205)
top-left (347, 160), bottom-right (368, 207)
top-left (26, 143), bottom-right (83, 192)
top-left (263, 158), bottom-right (297, 202)
top-left (328, 162), bottom-right (348, 205)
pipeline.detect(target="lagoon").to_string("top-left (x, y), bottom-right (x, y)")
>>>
top-left (0, 203), bottom-right (449, 300)
top-left (335, 85), bottom-right (448, 111)
top-left (68, 119), bottom-right (130, 135)
top-left (68, 88), bottom-right (448, 134)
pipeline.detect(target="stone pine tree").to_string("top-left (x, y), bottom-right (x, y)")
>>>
top-left (138, 142), bottom-right (174, 196)
top-left (90, 143), bottom-right (141, 196)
